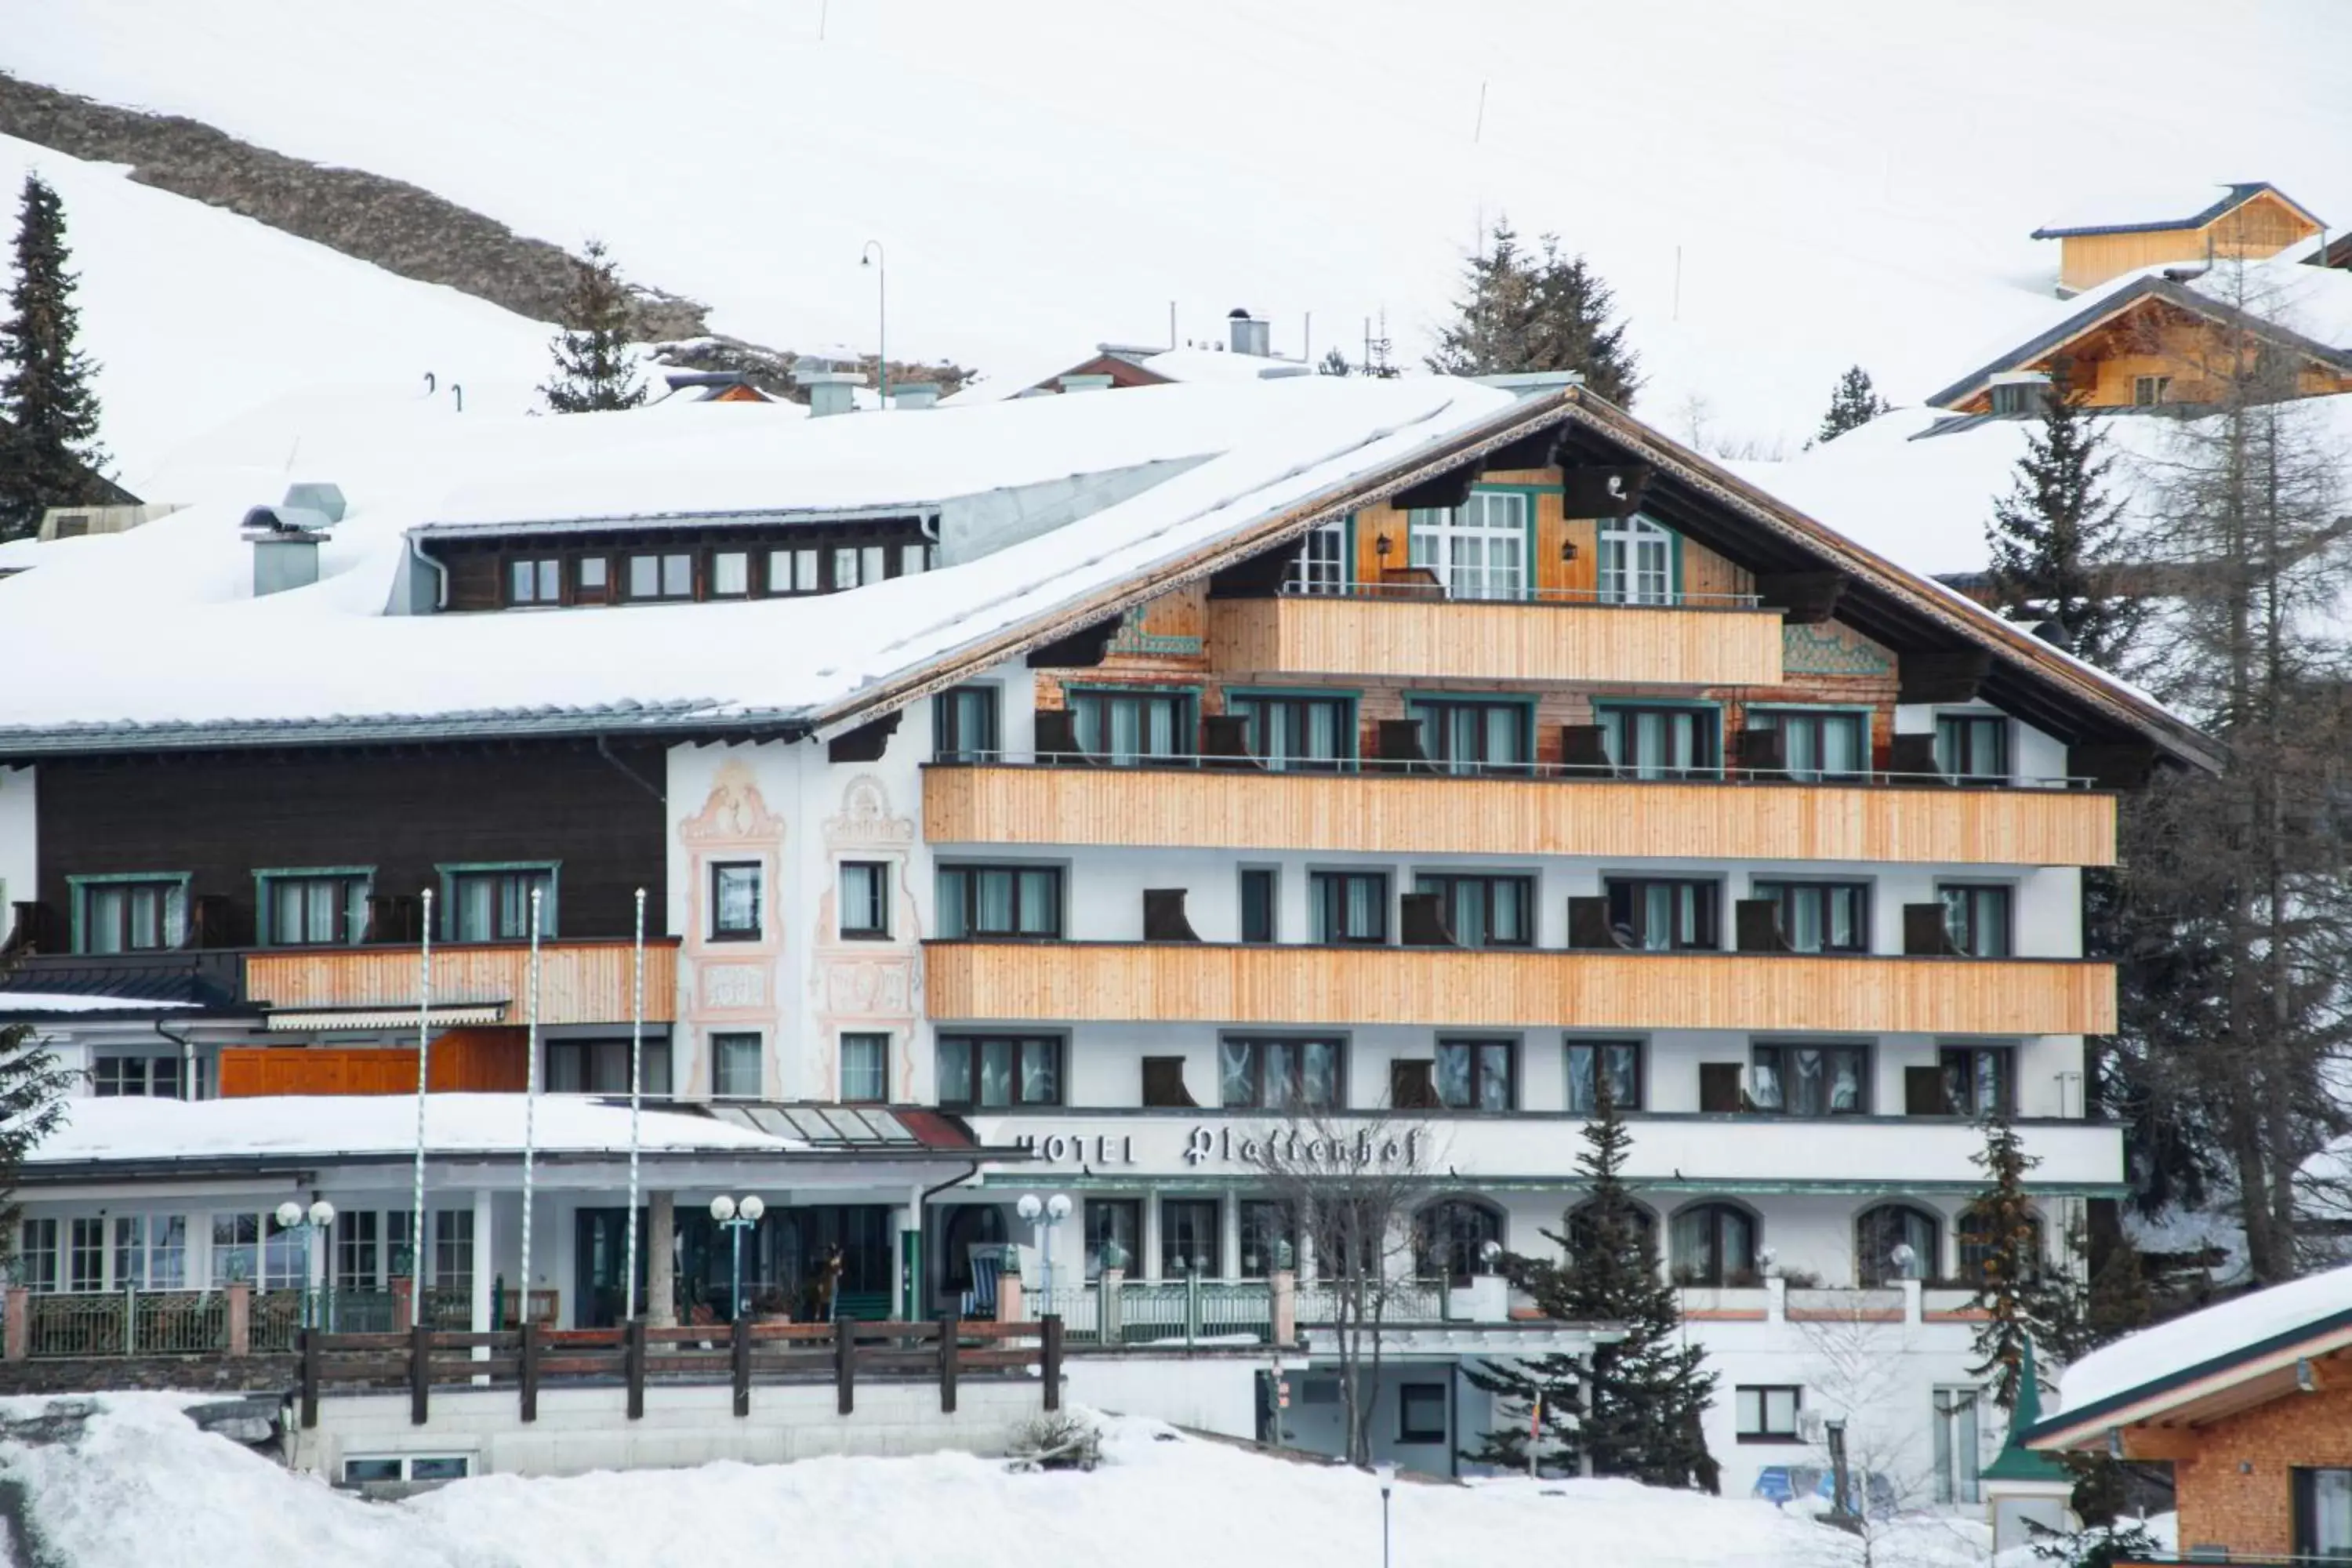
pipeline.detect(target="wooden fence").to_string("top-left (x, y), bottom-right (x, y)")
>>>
top-left (296, 1315), bottom-right (1064, 1428)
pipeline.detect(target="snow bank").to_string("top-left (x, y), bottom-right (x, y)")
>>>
top-left (0, 1395), bottom-right (1996, 1568)
top-left (2053, 1261), bottom-right (2352, 1419)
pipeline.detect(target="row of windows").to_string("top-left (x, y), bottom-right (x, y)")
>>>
top-left (498, 540), bottom-right (933, 609)
top-left (14, 1210), bottom-right (473, 1294)
top-left (935, 1032), bottom-right (2015, 1117)
top-left (69, 865), bottom-right (561, 953)
top-left (1284, 502), bottom-right (1680, 606)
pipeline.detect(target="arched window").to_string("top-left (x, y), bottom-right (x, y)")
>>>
top-left (1855, 1203), bottom-right (1940, 1287)
top-left (1958, 1205), bottom-right (2044, 1287)
top-left (1566, 1198), bottom-right (1659, 1270)
top-left (1670, 1202), bottom-right (1759, 1287)
top-left (1414, 1197), bottom-right (1505, 1283)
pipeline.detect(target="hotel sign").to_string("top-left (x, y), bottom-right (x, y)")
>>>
top-left (1007, 1125), bottom-right (1429, 1170)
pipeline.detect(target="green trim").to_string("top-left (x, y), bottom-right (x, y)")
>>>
top-left (1224, 688), bottom-right (1363, 763)
top-left (1745, 702), bottom-right (1877, 717)
top-left (434, 861), bottom-right (561, 941)
top-left (251, 866), bottom-right (376, 948)
top-left (1404, 692), bottom-right (1541, 767)
top-left (66, 872), bottom-right (191, 955)
top-left (1595, 511), bottom-right (1682, 599)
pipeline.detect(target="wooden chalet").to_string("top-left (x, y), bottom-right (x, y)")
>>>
top-left (2032, 183), bottom-right (2325, 296)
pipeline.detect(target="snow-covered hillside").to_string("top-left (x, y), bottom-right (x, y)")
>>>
top-left (11, 0), bottom-right (2350, 456)
top-left (0, 1396), bottom-right (2004, 1568)
top-left (0, 134), bottom-right (555, 489)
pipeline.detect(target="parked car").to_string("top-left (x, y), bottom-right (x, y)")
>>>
top-left (1749, 1465), bottom-right (1898, 1519)
top-left (1814, 1468), bottom-right (1900, 1519)
top-left (1750, 1465), bottom-right (1826, 1507)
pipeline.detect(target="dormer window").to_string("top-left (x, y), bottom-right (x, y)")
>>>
top-left (508, 558), bottom-right (561, 605)
top-left (434, 518), bottom-right (935, 612)
top-left (628, 553), bottom-right (695, 601)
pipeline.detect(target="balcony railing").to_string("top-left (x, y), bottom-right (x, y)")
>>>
top-left (244, 938), bottom-right (679, 1028)
top-left (1270, 568), bottom-right (1763, 607)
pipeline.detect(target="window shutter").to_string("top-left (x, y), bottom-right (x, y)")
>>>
top-left (1567, 896), bottom-right (1619, 951)
top-left (1199, 713), bottom-right (1257, 768)
top-left (1888, 732), bottom-right (1943, 782)
top-left (1558, 724), bottom-right (1610, 772)
top-left (1735, 899), bottom-right (1791, 953)
top-left (1389, 1059), bottom-right (1436, 1110)
top-left (1374, 720), bottom-right (1428, 769)
top-left (1735, 725), bottom-right (1786, 776)
top-left (1034, 709), bottom-right (1084, 762)
top-left (1142, 889), bottom-right (1200, 942)
top-left (1904, 903), bottom-right (1961, 956)
top-left (1399, 892), bottom-right (1454, 947)
top-left (1699, 1062), bottom-right (1744, 1114)
top-left (1142, 1057), bottom-right (1197, 1109)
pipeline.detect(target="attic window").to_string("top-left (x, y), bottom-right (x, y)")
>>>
top-left (2133, 375), bottom-right (2172, 407)
top-left (1989, 381), bottom-right (2049, 417)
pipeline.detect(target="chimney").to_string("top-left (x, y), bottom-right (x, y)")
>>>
top-left (893, 382), bottom-right (941, 410)
top-left (1227, 308), bottom-right (1270, 358)
top-left (795, 364), bottom-right (867, 418)
top-left (240, 486), bottom-right (339, 597)
top-left (1058, 373), bottom-right (1115, 394)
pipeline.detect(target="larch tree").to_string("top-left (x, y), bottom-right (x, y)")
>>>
top-left (1813, 365), bottom-right (1891, 446)
top-left (0, 171), bottom-right (112, 542)
top-left (1428, 219), bottom-right (1642, 406)
top-left (540, 238), bottom-right (647, 414)
top-left (1465, 1076), bottom-right (1718, 1486)
top-left (1984, 359), bottom-right (2146, 671)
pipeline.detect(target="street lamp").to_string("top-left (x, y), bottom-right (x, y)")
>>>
top-left (1375, 1461), bottom-right (1396, 1568)
top-left (1015, 1192), bottom-right (1072, 1298)
top-left (275, 1199), bottom-right (336, 1330)
top-left (709, 1194), bottom-right (766, 1321)
top-left (859, 241), bottom-right (887, 408)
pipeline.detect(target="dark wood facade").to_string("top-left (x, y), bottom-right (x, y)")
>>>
top-left (426, 519), bottom-right (932, 613)
top-left (34, 742), bottom-right (669, 950)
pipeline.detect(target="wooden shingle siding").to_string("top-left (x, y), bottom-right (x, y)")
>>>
top-left (923, 765), bottom-right (2118, 867)
top-left (1208, 597), bottom-right (1784, 685)
top-left (925, 942), bottom-right (2118, 1034)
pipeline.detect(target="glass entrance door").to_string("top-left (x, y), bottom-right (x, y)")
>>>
top-left (572, 1207), bottom-right (648, 1329)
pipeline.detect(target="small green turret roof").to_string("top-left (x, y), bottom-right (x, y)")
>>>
top-left (1984, 1338), bottom-right (2073, 1484)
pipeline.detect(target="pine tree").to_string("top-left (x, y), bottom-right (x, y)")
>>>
top-left (1813, 365), bottom-right (1890, 446)
top-left (1428, 220), bottom-right (1642, 406)
top-left (539, 238), bottom-right (646, 414)
top-left (1965, 1105), bottom-right (2068, 1410)
top-left (1984, 361), bottom-right (2143, 670)
top-left (0, 1004), bottom-right (71, 1268)
top-left (1318, 347), bottom-right (1352, 377)
top-left (1464, 1076), bottom-right (1718, 1485)
top-left (0, 172), bottom-right (111, 541)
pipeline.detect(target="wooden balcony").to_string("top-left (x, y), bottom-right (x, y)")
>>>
top-left (219, 1030), bottom-right (528, 1097)
top-left (1208, 593), bottom-right (1785, 685)
top-left (926, 941), bottom-right (2116, 1035)
top-left (924, 764), bottom-right (2117, 868)
top-left (244, 938), bottom-right (678, 1028)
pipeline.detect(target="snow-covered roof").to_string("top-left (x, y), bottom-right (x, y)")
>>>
top-left (2036, 1262), bottom-right (2352, 1439)
top-left (2031, 181), bottom-right (2321, 239)
top-left (0, 992), bottom-right (203, 1015)
top-left (1132, 347), bottom-right (1315, 386)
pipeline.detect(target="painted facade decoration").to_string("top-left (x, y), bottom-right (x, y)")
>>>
top-left (811, 773), bottom-right (923, 1102)
top-left (677, 760), bottom-right (786, 1098)
top-left (1782, 619), bottom-right (1896, 677)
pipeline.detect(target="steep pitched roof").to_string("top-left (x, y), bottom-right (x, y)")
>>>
top-left (2031, 181), bottom-right (2323, 240)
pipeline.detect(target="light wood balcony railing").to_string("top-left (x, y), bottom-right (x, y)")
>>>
top-left (1208, 592), bottom-right (1785, 685)
top-left (925, 941), bottom-right (2115, 1036)
top-left (244, 938), bottom-right (679, 1028)
top-left (924, 764), bottom-right (2116, 868)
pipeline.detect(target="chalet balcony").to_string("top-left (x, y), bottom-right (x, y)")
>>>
top-left (243, 938), bottom-right (680, 1029)
top-left (923, 761), bottom-right (2118, 868)
top-left (924, 941), bottom-right (2116, 1036)
top-left (1207, 581), bottom-right (1785, 687)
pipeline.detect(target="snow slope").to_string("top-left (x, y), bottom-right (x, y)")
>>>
top-left (0, 1396), bottom-right (1995, 1568)
top-left (0, 133), bottom-right (557, 488)
top-left (10, 1), bottom-right (2350, 456)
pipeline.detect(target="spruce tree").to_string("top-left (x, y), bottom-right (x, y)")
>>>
top-left (1318, 347), bottom-right (1352, 377)
top-left (0, 1005), bottom-right (71, 1265)
top-left (0, 172), bottom-right (111, 541)
top-left (1965, 1104), bottom-right (2066, 1410)
top-left (1984, 361), bottom-right (2143, 670)
top-left (539, 238), bottom-right (647, 414)
top-left (1813, 365), bottom-right (1891, 445)
top-left (1464, 1076), bottom-right (1718, 1485)
top-left (1428, 220), bottom-right (1642, 406)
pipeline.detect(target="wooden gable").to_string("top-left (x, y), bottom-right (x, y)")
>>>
top-left (1950, 292), bottom-right (2352, 413)
top-left (2055, 190), bottom-right (2323, 295)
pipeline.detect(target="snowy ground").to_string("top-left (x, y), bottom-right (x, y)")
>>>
top-left (0, 1394), bottom-right (2013, 1568)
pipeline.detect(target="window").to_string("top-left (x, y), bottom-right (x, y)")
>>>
top-left (1436, 1038), bottom-right (1515, 1111)
top-left (1414, 1198), bottom-right (1504, 1283)
top-left (1406, 697), bottom-right (1531, 775)
top-left (260, 870), bottom-right (370, 946)
top-left (1240, 1201), bottom-right (1296, 1278)
top-left (118, 1216), bottom-right (187, 1290)
top-left (1990, 381), bottom-right (2045, 417)
top-left (839, 862), bottom-right (890, 939)
top-left (1598, 515), bottom-right (1675, 604)
top-left (2293, 1468), bottom-right (2352, 1559)
top-left (1856, 1204), bottom-right (1940, 1286)
top-left (1229, 693), bottom-right (1354, 771)
top-left (575, 557), bottom-right (610, 601)
top-left (710, 862), bottom-right (763, 941)
top-left (1160, 1198), bottom-right (1219, 1277)
top-left (898, 543), bottom-right (931, 576)
top-left (68, 1217), bottom-right (104, 1291)
top-left (1414, 873), bottom-right (1534, 947)
top-left (936, 865), bottom-right (1062, 939)
top-left (1069, 688), bottom-right (1194, 765)
top-left (625, 552), bottom-right (694, 601)
top-left (710, 551), bottom-right (750, 597)
top-left (1293, 518), bottom-right (1347, 594)
top-left (712, 1032), bottom-right (763, 1098)
top-left (434, 1210), bottom-right (474, 1299)
top-left (2132, 374), bottom-right (2172, 408)
top-left (1309, 870), bottom-right (1388, 944)
top-left (936, 1034), bottom-right (1062, 1109)
top-left (1407, 492), bottom-right (1528, 601)
top-left (1671, 1202), bottom-right (1758, 1286)
top-left (343, 1454), bottom-right (471, 1486)
top-left (1565, 1040), bottom-right (1643, 1113)
top-left (507, 557), bottom-right (561, 605)
top-left (832, 543), bottom-right (890, 589)
top-left (1218, 1036), bottom-right (1341, 1110)
top-left (840, 1033), bottom-right (888, 1102)
top-left (1938, 883), bottom-right (2013, 957)
top-left (1598, 705), bottom-right (1719, 779)
top-left (1747, 709), bottom-right (1867, 781)
top-left (1933, 1388), bottom-right (1982, 1505)
top-left (1958, 1207), bottom-right (2042, 1285)
top-left (209, 1213), bottom-right (259, 1286)
top-left (1940, 1045), bottom-right (2013, 1117)
top-left (1399, 1383), bottom-right (1448, 1444)
top-left (1240, 868), bottom-right (1279, 943)
top-left (933, 685), bottom-right (1000, 762)
top-left (76, 877), bottom-right (186, 954)
top-left (1752, 880), bottom-right (1870, 953)
top-left (94, 1054), bottom-right (183, 1099)
top-left (1933, 714), bottom-right (2009, 782)
top-left (336, 1210), bottom-right (380, 1290)
top-left (1736, 1385), bottom-right (1802, 1442)
top-left (16, 1219), bottom-right (56, 1291)
top-left (263, 1212), bottom-right (305, 1290)
top-left (446, 866), bottom-right (555, 942)
top-left (1605, 877), bottom-right (1720, 950)
top-left (1084, 1200), bottom-right (1139, 1279)
top-left (1751, 1043), bottom-right (1871, 1116)
top-left (546, 1036), bottom-right (670, 1095)
top-left (769, 547), bottom-right (821, 595)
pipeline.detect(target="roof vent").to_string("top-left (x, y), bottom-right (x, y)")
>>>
top-left (893, 383), bottom-right (941, 410)
top-left (241, 491), bottom-right (337, 597)
top-left (281, 482), bottom-right (347, 524)
top-left (1228, 309), bottom-right (1270, 358)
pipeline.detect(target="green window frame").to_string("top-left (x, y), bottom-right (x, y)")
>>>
top-left (1595, 702), bottom-right (1722, 779)
top-left (1066, 685), bottom-right (1198, 765)
top-left (1405, 694), bottom-right (1536, 774)
top-left (436, 862), bottom-right (560, 942)
top-left (1744, 705), bottom-right (1871, 782)
top-left (68, 873), bottom-right (191, 955)
top-left (253, 866), bottom-right (375, 947)
top-left (1226, 688), bottom-right (1358, 770)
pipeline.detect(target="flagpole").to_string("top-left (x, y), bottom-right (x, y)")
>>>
top-left (410, 888), bottom-right (435, 1329)
top-left (624, 887), bottom-right (646, 1323)
top-left (521, 887), bottom-right (543, 1334)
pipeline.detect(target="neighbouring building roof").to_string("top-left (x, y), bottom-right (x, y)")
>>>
top-left (0, 956), bottom-right (243, 1010)
top-left (2030, 181), bottom-right (2325, 240)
